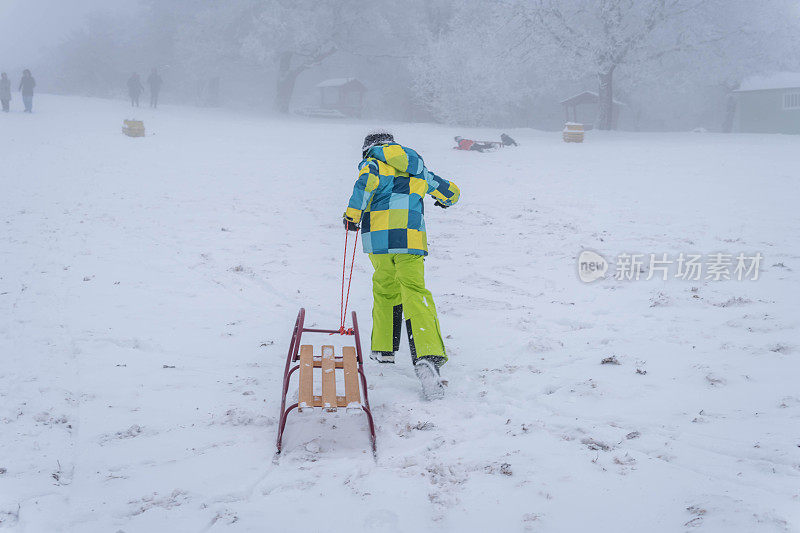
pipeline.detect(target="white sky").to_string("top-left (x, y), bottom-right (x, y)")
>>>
top-left (0, 0), bottom-right (137, 71)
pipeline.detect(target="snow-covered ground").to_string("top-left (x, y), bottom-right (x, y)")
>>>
top-left (1, 94), bottom-right (799, 532)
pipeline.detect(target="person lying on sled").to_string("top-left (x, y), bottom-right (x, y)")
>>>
top-left (343, 131), bottom-right (460, 400)
top-left (454, 136), bottom-right (497, 152)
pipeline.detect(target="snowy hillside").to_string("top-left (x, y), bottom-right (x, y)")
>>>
top-left (1, 95), bottom-right (799, 532)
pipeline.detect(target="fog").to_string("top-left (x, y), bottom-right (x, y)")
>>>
top-left (5, 0), bottom-right (800, 131)
top-left (3, 3), bottom-right (800, 530)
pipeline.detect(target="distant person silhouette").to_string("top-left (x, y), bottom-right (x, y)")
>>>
top-left (147, 68), bottom-right (162, 108)
top-left (500, 133), bottom-right (518, 146)
top-left (0, 73), bottom-right (10, 112)
top-left (18, 69), bottom-right (35, 113)
top-left (127, 73), bottom-right (144, 107)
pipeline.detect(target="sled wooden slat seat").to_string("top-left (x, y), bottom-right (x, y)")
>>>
top-left (298, 345), bottom-right (314, 410)
top-left (321, 345), bottom-right (337, 411)
top-left (296, 344), bottom-right (363, 412)
top-left (342, 346), bottom-right (361, 406)
top-left (277, 309), bottom-right (377, 455)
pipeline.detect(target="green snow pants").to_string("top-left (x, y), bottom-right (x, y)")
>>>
top-left (368, 253), bottom-right (447, 363)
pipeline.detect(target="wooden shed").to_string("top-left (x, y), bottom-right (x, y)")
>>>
top-left (316, 78), bottom-right (366, 118)
top-left (560, 91), bottom-right (625, 130)
top-left (733, 72), bottom-right (800, 134)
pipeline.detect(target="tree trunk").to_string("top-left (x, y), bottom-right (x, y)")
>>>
top-left (275, 51), bottom-right (300, 114)
top-left (597, 67), bottom-right (615, 130)
top-left (275, 71), bottom-right (300, 114)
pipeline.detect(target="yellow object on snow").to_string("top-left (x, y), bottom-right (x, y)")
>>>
top-left (563, 122), bottom-right (584, 143)
top-left (122, 120), bottom-right (145, 137)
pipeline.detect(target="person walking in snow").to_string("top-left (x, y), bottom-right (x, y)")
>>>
top-left (127, 73), bottom-right (144, 107)
top-left (147, 68), bottom-right (162, 108)
top-left (18, 69), bottom-right (35, 113)
top-left (0, 73), bottom-right (11, 112)
top-left (343, 131), bottom-right (460, 399)
top-left (500, 133), bottom-right (518, 146)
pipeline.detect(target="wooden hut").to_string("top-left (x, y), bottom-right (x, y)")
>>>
top-left (733, 72), bottom-right (800, 134)
top-left (316, 78), bottom-right (366, 118)
top-left (560, 91), bottom-right (625, 130)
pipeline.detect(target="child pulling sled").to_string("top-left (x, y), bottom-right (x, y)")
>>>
top-left (343, 131), bottom-right (460, 399)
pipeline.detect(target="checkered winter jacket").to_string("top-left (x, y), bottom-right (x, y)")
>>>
top-left (344, 143), bottom-right (460, 256)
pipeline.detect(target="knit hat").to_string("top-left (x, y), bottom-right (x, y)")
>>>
top-left (362, 131), bottom-right (394, 157)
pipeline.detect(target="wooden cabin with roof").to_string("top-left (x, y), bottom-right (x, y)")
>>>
top-left (733, 72), bottom-right (800, 134)
top-left (316, 78), bottom-right (366, 118)
top-left (560, 91), bottom-right (626, 130)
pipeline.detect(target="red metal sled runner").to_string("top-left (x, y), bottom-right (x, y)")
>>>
top-left (275, 308), bottom-right (376, 454)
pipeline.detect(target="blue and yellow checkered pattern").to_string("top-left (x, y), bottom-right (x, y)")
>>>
top-left (344, 143), bottom-right (460, 256)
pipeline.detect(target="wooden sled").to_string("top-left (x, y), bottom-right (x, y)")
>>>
top-left (562, 122), bottom-right (585, 143)
top-left (276, 308), bottom-right (376, 455)
top-left (122, 119), bottom-right (145, 137)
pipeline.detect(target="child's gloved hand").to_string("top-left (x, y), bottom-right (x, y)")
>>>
top-left (343, 217), bottom-right (360, 231)
top-left (434, 200), bottom-right (449, 209)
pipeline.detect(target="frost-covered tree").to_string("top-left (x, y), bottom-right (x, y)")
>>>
top-left (620, 0), bottom-right (800, 131)
top-left (410, 2), bottom-right (563, 126)
top-left (47, 13), bottom-right (135, 97)
top-left (178, 0), bottom-right (414, 113)
top-left (519, 0), bottom-right (724, 129)
top-left (36, 0), bottom-right (800, 129)
top-left (519, 0), bottom-right (800, 130)
top-left (46, 1), bottom-right (191, 99)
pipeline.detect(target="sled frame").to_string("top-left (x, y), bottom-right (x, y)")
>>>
top-left (276, 308), bottom-right (376, 455)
